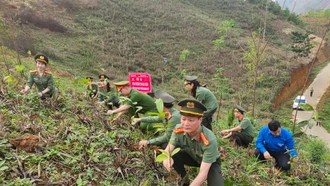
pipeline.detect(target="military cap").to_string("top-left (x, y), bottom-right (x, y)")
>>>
top-left (178, 99), bottom-right (206, 117)
top-left (114, 81), bottom-right (130, 91)
top-left (35, 55), bottom-right (49, 65)
top-left (86, 77), bottom-right (94, 80)
top-left (155, 90), bottom-right (175, 103)
top-left (234, 105), bottom-right (246, 113)
top-left (99, 74), bottom-right (109, 81)
top-left (183, 75), bottom-right (198, 81)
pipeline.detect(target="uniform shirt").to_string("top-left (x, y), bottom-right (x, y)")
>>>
top-left (27, 70), bottom-right (54, 96)
top-left (256, 126), bottom-right (298, 157)
top-left (87, 84), bottom-right (98, 97)
top-left (238, 116), bottom-right (254, 137)
top-left (129, 89), bottom-right (156, 114)
top-left (144, 107), bottom-right (181, 145)
top-left (196, 87), bottom-right (218, 113)
top-left (98, 86), bottom-right (120, 106)
top-left (170, 124), bottom-right (220, 164)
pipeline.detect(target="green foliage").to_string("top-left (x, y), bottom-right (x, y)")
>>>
top-left (212, 68), bottom-right (231, 99)
top-left (290, 31), bottom-right (314, 58)
top-left (0, 160), bottom-right (9, 172)
top-left (179, 49), bottom-right (190, 62)
top-left (304, 138), bottom-right (330, 164)
top-left (15, 65), bottom-right (25, 73)
top-left (221, 20), bottom-right (235, 29)
top-left (155, 148), bottom-right (180, 162)
top-left (155, 98), bottom-right (164, 113)
top-left (212, 19), bottom-right (235, 50)
top-left (212, 36), bottom-right (226, 50)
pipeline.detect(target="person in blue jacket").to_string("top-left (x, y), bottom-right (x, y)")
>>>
top-left (255, 120), bottom-right (298, 171)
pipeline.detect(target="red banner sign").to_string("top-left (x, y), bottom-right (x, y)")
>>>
top-left (129, 73), bottom-right (152, 93)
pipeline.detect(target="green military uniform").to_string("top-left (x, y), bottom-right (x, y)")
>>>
top-left (114, 81), bottom-right (156, 129)
top-left (145, 107), bottom-right (180, 147)
top-left (86, 77), bottom-right (98, 98)
top-left (98, 86), bottom-right (120, 109)
top-left (168, 99), bottom-right (224, 186)
top-left (27, 70), bottom-right (54, 97)
top-left (97, 75), bottom-right (120, 109)
top-left (238, 116), bottom-right (254, 137)
top-left (196, 86), bottom-right (218, 114)
top-left (128, 88), bottom-right (156, 114)
top-left (87, 84), bottom-right (98, 98)
top-left (184, 75), bottom-right (218, 131)
top-left (170, 124), bottom-right (219, 164)
top-left (231, 105), bottom-right (254, 147)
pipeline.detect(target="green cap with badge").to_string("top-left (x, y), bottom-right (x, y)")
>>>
top-left (114, 81), bottom-right (130, 91)
top-left (183, 75), bottom-right (198, 85)
top-left (183, 75), bottom-right (198, 81)
top-left (155, 90), bottom-right (175, 103)
top-left (235, 105), bottom-right (246, 113)
top-left (99, 74), bottom-right (109, 81)
top-left (35, 54), bottom-right (49, 65)
top-left (178, 99), bottom-right (206, 117)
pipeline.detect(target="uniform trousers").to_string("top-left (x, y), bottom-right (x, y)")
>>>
top-left (230, 131), bottom-right (253, 148)
top-left (202, 108), bottom-right (217, 131)
top-left (254, 148), bottom-right (291, 171)
top-left (172, 150), bottom-right (224, 186)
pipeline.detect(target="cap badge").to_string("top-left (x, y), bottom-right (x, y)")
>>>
top-left (40, 56), bottom-right (44, 60)
top-left (187, 102), bottom-right (194, 108)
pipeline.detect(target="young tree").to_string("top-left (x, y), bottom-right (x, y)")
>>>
top-left (243, 32), bottom-right (266, 117)
top-left (290, 31), bottom-right (314, 58)
top-left (179, 49), bottom-right (190, 72)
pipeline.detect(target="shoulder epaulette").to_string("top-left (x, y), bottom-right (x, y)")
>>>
top-left (174, 127), bottom-right (184, 134)
top-left (45, 71), bottom-right (52, 74)
top-left (30, 70), bottom-right (37, 73)
top-left (198, 132), bottom-right (210, 146)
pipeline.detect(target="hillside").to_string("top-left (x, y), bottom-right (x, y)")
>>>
top-left (277, 0), bottom-right (330, 15)
top-left (1, 0), bottom-right (330, 185)
top-left (0, 0), bottom-right (321, 116)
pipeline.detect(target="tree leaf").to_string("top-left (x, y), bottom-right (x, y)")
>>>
top-left (155, 154), bottom-right (168, 162)
top-left (171, 148), bottom-right (181, 157)
top-left (155, 99), bottom-right (164, 113)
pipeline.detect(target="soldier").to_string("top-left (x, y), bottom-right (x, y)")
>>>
top-left (86, 76), bottom-right (98, 98)
top-left (162, 99), bottom-right (224, 186)
top-left (107, 81), bottom-right (156, 125)
top-left (183, 75), bottom-right (218, 131)
top-left (97, 74), bottom-right (120, 110)
top-left (221, 105), bottom-right (254, 148)
top-left (20, 55), bottom-right (57, 99)
top-left (138, 90), bottom-right (181, 149)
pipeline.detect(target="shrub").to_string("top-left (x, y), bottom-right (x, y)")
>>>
top-left (305, 138), bottom-right (330, 164)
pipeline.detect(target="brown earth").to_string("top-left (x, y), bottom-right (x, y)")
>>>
top-left (272, 29), bottom-right (330, 109)
top-left (9, 135), bottom-right (40, 152)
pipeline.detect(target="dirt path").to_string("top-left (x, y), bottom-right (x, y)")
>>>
top-left (293, 62), bottom-right (330, 148)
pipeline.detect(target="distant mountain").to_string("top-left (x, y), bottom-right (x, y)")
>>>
top-left (276, 0), bottom-right (330, 14)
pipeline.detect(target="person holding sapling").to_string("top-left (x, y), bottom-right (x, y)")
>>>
top-left (20, 55), bottom-right (57, 99)
top-left (162, 99), bottom-right (224, 186)
top-left (107, 81), bottom-right (156, 129)
top-left (138, 90), bottom-right (180, 149)
top-left (96, 74), bottom-right (120, 110)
